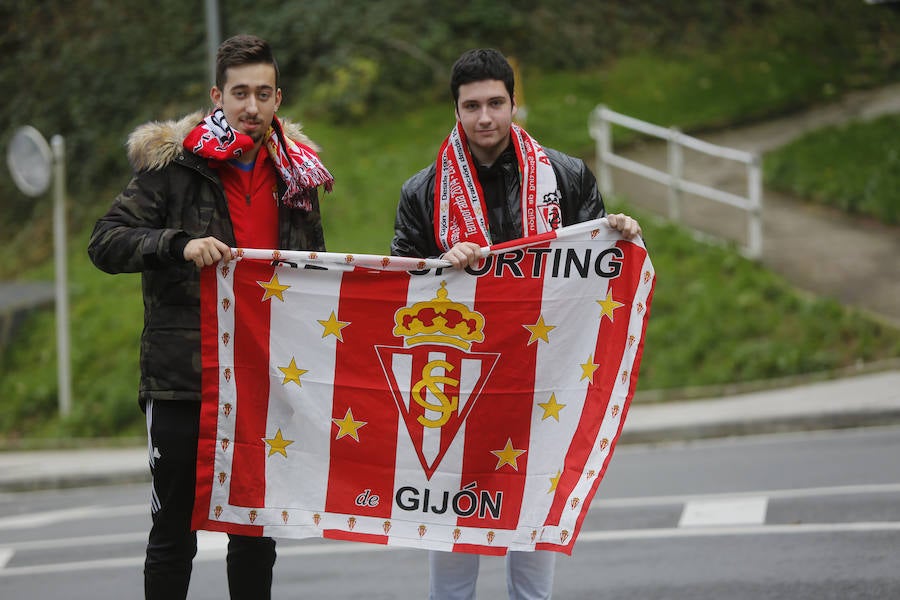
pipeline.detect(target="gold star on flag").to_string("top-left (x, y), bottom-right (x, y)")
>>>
top-left (262, 428), bottom-right (294, 457)
top-left (278, 357), bottom-right (308, 387)
top-left (258, 273), bottom-right (290, 302)
top-left (524, 315), bottom-right (556, 345)
top-left (596, 290), bottom-right (624, 322)
top-left (491, 438), bottom-right (526, 471)
top-left (580, 354), bottom-right (600, 383)
top-left (332, 408), bottom-right (367, 441)
top-left (538, 393), bottom-right (566, 421)
top-left (548, 469), bottom-right (562, 493)
top-left (318, 311), bottom-right (350, 341)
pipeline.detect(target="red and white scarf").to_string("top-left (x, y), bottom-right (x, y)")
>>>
top-left (434, 122), bottom-right (561, 251)
top-left (183, 108), bottom-right (334, 211)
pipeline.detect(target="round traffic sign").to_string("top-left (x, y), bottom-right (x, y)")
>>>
top-left (7, 125), bottom-right (53, 197)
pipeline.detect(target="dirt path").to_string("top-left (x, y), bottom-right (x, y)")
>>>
top-left (608, 83), bottom-right (900, 327)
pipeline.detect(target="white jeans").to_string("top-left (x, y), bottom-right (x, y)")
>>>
top-left (428, 550), bottom-right (556, 600)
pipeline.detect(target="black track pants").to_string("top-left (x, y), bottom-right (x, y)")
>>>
top-left (144, 399), bottom-right (276, 600)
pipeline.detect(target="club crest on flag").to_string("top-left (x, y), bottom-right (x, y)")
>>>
top-left (377, 281), bottom-right (499, 479)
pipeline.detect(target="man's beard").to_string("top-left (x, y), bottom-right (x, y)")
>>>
top-left (241, 117), bottom-right (267, 143)
top-left (246, 127), bottom-right (265, 143)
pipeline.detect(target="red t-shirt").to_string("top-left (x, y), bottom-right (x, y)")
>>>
top-left (217, 150), bottom-right (280, 249)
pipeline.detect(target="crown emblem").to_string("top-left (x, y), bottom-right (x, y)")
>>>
top-left (393, 281), bottom-right (485, 350)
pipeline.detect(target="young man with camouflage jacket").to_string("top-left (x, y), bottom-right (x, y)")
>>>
top-left (88, 34), bottom-right (333, 600)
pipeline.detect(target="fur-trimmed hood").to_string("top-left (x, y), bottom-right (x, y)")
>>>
top-left (126, 110), bottom-right (318, 172)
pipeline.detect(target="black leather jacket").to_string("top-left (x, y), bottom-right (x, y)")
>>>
top-left (391, 145), bottom-right (605, 258)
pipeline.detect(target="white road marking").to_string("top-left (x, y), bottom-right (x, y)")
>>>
top-left (0, 555), bottom-right (145, 576)
top-left (576, 521), bottom-right (900, 542)
top-left (595, 482), bottom-right (900, 509)
top-left (0, 548), bottom-right (13, 569)
top-left (678, 496), bottom-right (768, 527)
top-left (3, 531), bottom-right (146, 552)
top-left (0, 504), bottom-right (145, 530)
top-left (2, 522), bottom-right (900, 577)
top-left (0, 538), bottom-right (390, 577)
top-left (0, 507), bottom-right (108, 530)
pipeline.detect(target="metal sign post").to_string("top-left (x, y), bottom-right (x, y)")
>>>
top-left (7, 126), bottom-right (72, 417)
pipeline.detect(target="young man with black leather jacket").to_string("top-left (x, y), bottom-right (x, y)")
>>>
top-left (391, 48), bottom-right (640, 600)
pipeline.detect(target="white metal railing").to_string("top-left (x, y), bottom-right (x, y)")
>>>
top-left (589, 105), bottom-right (763, 259)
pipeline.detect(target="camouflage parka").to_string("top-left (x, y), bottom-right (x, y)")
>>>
top-left (88, 112), bottom-right (327, 409)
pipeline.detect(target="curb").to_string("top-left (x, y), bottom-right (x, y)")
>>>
top-left (0, 470), bottom-right (150, 493)
top-left (619, 409), bottom-right (900, 446)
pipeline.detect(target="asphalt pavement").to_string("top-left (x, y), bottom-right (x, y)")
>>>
top-left (1, 368), bottom-right (898, 492)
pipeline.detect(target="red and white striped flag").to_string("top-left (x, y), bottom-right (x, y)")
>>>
top-left (192, 218), bottom-right (655, 555)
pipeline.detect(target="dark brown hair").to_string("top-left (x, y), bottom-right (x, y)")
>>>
top-left (215, 34), bottom-right (279, 90)
top-left (450, 48), bottom-right (515, 106)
